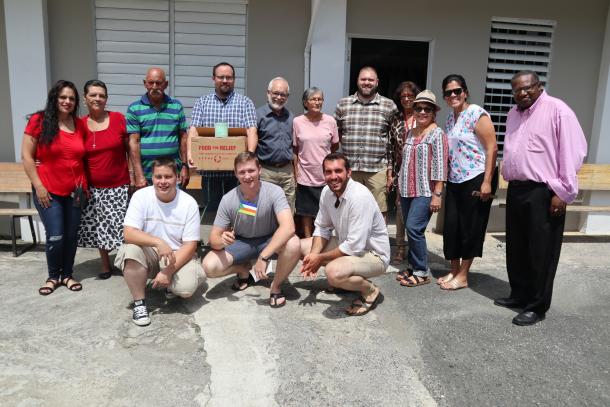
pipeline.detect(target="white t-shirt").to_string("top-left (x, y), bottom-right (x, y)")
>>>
top-left (124, 186), bottom-right (200, 251)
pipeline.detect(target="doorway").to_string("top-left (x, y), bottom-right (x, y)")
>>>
top-left (347, 37), bottom-right (430, 99)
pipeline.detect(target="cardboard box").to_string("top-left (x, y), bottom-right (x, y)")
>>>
top-left (190, 136), bottom-right (246, 171)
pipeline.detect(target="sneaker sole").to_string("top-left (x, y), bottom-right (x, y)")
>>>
top-left (133, 317), bottom-right (151, 326)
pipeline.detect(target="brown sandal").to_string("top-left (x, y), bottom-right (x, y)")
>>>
top-left (399, 274), bottom-right (431, 287)
top-left (62, 277), bottom-right (82, 292)
top-left (38, 279), bottom-right (60, 296)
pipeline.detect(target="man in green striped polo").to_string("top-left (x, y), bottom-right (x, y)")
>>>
top-left (127, 67), bottom-right (190, 189)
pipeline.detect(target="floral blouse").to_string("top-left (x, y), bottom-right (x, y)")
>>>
top-left (398, 126), bottom-right (448, 198)
top-left (445, 104), bottom-right (489, 183)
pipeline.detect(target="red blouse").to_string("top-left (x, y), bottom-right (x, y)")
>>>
top-left (24, 113), bottom-right (87, 197)
top-left (82, 111), bottom-right (130, 188)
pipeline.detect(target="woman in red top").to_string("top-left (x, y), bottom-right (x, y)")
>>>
top-left (22, 80), bottom-right (87, 295)
top-left (77, 79), bottom-right (131, 279)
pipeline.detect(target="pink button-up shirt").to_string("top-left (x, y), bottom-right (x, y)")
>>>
top-left (501, 91), bottom-right (587, 203)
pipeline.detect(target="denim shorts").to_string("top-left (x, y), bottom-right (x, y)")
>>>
top-left (226, 234), bottom-right (277, 265)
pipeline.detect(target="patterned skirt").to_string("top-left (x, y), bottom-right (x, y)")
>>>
top-left (77, 185), bottom-right (129, 251)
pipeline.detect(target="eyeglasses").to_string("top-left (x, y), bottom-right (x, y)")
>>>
top-left (443, 88), bottom-right (463, 98)
top-left (414, 106), bottom-right (434, 114)
top-left (512, 82), bottom-right (540, 95)
top-left (307, 98), bottom-right (324, 103)
top-left (215, 75), bottom-right (234, 81)
top-left (270, 91), bottom-right (289, 98)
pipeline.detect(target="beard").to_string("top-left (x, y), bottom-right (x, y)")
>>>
top-left (267, 95), bottom-right (286, 111)
top-left (358, 85), bottom-right (377, 97)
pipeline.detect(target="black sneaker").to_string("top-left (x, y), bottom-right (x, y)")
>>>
top-left (132, 299), bottom-right (151, 326)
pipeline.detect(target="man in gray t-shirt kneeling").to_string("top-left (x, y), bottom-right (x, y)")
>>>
top-left (202, 152), bottom-right (301, 307)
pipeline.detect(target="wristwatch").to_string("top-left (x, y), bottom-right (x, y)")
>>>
top-left (259, 255), bottom-right (271, 262)
top-left (433, 191), bottom-right (443, 197)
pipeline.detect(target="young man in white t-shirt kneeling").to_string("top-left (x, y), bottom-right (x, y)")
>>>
top-left (115, 156), bottom-right (205, 326)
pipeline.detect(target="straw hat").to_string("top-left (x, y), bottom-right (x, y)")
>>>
top-left (413, 89), bottom-right (441, 111)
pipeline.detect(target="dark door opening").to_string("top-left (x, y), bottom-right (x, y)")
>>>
top-left (348, 38), bottom-right (429, 99)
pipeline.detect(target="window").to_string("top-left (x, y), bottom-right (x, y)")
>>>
top-left (94, 0), bottom-right (248, 116)
top-left (483, 17), bottom-right (556, 156)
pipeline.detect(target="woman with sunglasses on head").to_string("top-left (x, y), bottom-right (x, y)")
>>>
top-left (293, 87), bottom-right (339, 237)
top-left (77, 80), bottom-right (132, 280)
top-left (22, 80), bottom-right (88, 295)
top-left (395, 90), bottom-right (448, 287)
top-left (438, 74), bottom-right (498, 290)
top-left (388, 81), bottom-right (421, 265)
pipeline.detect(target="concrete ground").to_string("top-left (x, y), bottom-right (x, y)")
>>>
top-left (0, 228), bottom-right (609, 407)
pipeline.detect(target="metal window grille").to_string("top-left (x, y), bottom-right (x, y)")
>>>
top-left (483, 17), bottom-right (556, 156)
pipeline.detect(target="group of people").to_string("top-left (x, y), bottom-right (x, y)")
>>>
top-left (22, 61), bottom-right (587, 328)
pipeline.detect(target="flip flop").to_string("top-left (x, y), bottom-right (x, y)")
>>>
top-left (440, 279), bottom-right (468, 291)
top-left (231, 274), bottom-right (255, 291)
top-left (346, 292), bottom-right (383, 316)
top-left (346, 284), bottom-right (382, 316)
top-left (38, 279), bottom-right (60, 296)
top-left (399, 274), bottom-right (431, 287)
top-left (269, 291), bottom-right (286, 308)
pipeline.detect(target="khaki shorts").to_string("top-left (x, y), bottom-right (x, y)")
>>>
top-left (115, 244), bottom-right (206, 298)
top-left (260, 164), bottom-right (296, 212)
top-left (351, 169), bottom-right (388, 212)
top-left (324, 237), bottom-right (386, 279)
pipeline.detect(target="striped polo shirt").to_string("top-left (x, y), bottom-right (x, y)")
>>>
top-left (126, 93), bottom-right (187, 181)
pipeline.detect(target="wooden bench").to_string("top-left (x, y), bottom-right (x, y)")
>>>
top-left (0, 162), bottom-right (38, 256)
top-left (498, 163), bottom-right (610, 212)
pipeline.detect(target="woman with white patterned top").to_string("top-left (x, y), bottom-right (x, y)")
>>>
top-left (438, 74), bottom-right (498, 291)
top-left (395, 90), bottom-right (448, 287)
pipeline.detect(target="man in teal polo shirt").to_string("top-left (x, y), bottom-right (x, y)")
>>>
top-left (127, 67), bottom-right (190, 189)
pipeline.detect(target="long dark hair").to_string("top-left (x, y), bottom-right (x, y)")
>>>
top-left (37, 80), bottom-right (79, 145)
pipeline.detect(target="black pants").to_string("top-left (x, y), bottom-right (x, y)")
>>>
top-left (443, 172), bottom-right (496, 260)
top-left (506, 181), bottom-right (565, 314)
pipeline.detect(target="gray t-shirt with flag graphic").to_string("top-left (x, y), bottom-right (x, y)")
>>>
top-left (214, 181), bottom-right (290, 238)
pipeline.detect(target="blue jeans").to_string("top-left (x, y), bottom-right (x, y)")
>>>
top-left (401, 196), bottom-right (432, 276)
top-left (33, 192), bottom-right (82, 280)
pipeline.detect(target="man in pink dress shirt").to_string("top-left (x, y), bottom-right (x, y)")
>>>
top-left (495, 70), bottom-right (587, 326)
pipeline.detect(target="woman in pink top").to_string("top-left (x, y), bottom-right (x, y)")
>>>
top-left (293, 87), bottom-right (339, 237)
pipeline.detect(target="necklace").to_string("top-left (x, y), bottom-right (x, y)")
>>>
top-left (87, 112), bottom-right (108, 150)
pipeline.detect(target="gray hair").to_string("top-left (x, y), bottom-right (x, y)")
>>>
top-left (267, 77), bottom-right (290, 93)
top-left (302, 87), bottom-right (324, 110)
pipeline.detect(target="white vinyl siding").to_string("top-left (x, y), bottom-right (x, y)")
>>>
top-left (94, 0), bottom-right (247, 116)
top-left (483, 17), bottom-right (555, 156)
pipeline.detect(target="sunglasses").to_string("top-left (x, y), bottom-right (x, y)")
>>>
top-left (443, 88), bottom-right (464, 98)
top-left (414, 106), bottom-right (434, 114)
